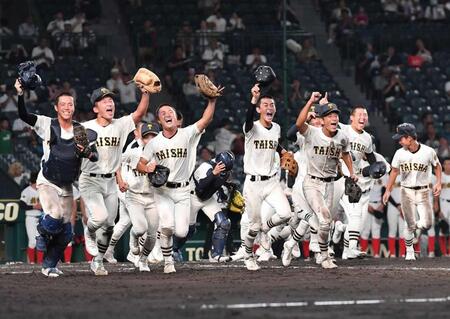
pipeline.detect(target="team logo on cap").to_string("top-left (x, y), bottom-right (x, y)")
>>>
top-left (101, 88), bottom-right (108, 94)
top-left (328, 103), bottom-right (336, 109)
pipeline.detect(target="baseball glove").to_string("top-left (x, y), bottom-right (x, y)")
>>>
top-left (228, 189), bottom-right (245, 214)
top-left (73, 122), bottom-right (91, 158)
top-left (148, 165), bottom-right (170, 188)
top-left (280, 152), bottom-right (298, 176)
top-left (345, 177), bottom-right (362, 203)
top-left (132, 68), bottom-right (162, 93)
top-left (194, 74), bottom-right (224, 98)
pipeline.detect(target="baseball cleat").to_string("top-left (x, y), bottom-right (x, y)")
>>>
top-left (209, 255), bottom-right (232, 263)
top-left (332, 221), bottom-right (345, 244)
top-left (346, 248), bottom-right (363, 259)
top-left (90, 259), bottom-right (108, 276)
top-left (138, 259), bottom-right (150, 272)
top-left (292, 243), bottom-right (301, 258)
top-left (164, 258), bottom-right (176, 274)
top-left (84, 227), bottom-right (98, 257)
top-left (41, 267), bottom-right (60, 278)
top-left (244, 256), bottom-right (261, 271)
top-left (230, 246), bottom-right (246, 261)
top-left (405, 248), bottom-right (416, 261)
top-left (126, 251), bottom-right (139, 264)
top-left (315, 252), bottom-right (325, 265)
top-left (321, 257), bottom-right (338, 269)
top-left (281, 241), bottom-right (295, 267)
top-left (257, 248), bottom-right (277, 262)
top-left (103, 248), bottom-right (117, 264)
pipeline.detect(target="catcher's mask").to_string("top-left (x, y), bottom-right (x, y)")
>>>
top-left (18, 61), bottom-right (42, 90)
top-left (254, 65), bottom-right (276, 87)
top-left (213, 151), bottom-right (235, 171)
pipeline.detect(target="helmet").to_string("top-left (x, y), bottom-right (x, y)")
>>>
top-left (254, 65), bottom-right (276, 87)
top-left (18, 61), bottom-right (42, 90)
top-left (214, 151), bottom-right (235, 171)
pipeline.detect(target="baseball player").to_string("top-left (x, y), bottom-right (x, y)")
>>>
top-left (137, 97), bottom-right (218, 274)
top-left (281, 107), bottom-right (324, 266)
top-left (81, 86), bottom-right (151, 276)
top-left (385, 174), bottom-right (406, 257)
top-left (173, 151), bottom-right (235, 262)
top-left (119, 122), bottom-right (161, 271)
top-left (358, 153), bottom-right (390, 257)
top-left (15, 79), bottom-right (98, 277)
top-left (20, 172), bottom-right (43, 264)
top-left (291, 92), bottom-right (356, 268)
top-left (383, 123), bottom-right (442, 260)
top-left (438, 158), bottom-right (450, 256)
top-left (103, 123), bottom-right (143, 265)
top-left (241, 84), bottom-right (293, 271)
top-left (336, 105), bottom-right (379, 259)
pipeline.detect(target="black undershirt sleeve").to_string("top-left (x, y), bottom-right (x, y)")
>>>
top-left (18, 94), bottom-right (37, 126)
top-left (244, 102), bottom-right (256, 133)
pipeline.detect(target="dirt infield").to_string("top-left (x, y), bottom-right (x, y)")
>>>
top-left (2, 258), bottom-right (450, 319)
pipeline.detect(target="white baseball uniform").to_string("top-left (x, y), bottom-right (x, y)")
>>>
top-left (79, 115), bottom-right (135, 257)
top-left (338, 124), bottom-right (373, 250)
top-left (122, 140), bottom-right (159, 258)
top-left (301, 124), bottom-right (349, 256)
top-left (242, 120), bottom-right (291, 257)
top-left (141, 124), bottom-right (203, 262)
top-left (21, 185), bottom-right (42, 249)
top-left (391, 143), bottom-right (439, 249)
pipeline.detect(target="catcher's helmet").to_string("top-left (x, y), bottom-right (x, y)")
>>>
top-left (254, 65), bottom-right (276, 87)
top-left (18, 61), bottom-right (42, 90)
top-left (214, 151), bottom-right (235, 171)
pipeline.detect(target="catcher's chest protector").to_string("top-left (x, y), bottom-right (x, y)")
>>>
top-left (193, 163), bottom-right (230, 201)
top-left (42, 119), bottom-right (81, 186)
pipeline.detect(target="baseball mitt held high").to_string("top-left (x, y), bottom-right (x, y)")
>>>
top-left (194, 74), bottom-right (224, 98)
top-left (148, 165), bottom-right (170, 187)
top-left (132, 68), bottom-right (162, 93)
top-left (280, 152), bottom-right (298, 176)
top-left (345, 177), bottom-right (362, 203)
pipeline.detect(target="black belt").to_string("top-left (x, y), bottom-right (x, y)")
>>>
top-left (249, 174), bottom-right (276, 182)
top-left (403, 185), bottom-right (428, 190)
top-left (166, 181), bottom-right (189, 188)
top-left (309, 175), bottom-right (339, 182)
top-left (88, 172), bottom-right (116, 178)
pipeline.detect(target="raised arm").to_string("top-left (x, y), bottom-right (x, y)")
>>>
top-left (195, 97), bottom-right (217, 132)
top-left (131, 89), bottom-right (150, 125)
top-left (244, 84), bottom-right (260, 133)
top-left (15, 79), bottom-right (37, 126)
top-left (296, 92), bottom-right (320, 134)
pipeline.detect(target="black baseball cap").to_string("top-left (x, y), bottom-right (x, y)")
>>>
top-left (315, 102), bottom-right (340, 118)
top-left (90, 87), bottom-right (115, 105)
top-left (392, 123), bottom-right (417, 141)
top-left (141, 122), bottom-right (161, 137)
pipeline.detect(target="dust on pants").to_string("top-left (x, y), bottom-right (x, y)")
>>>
top-left (302, 175), bottom-right (334, 249)
top-left (37, 184), bottom-right (73, 222)
top-left (243, 176), bottom-right (291, 233)
top-left (401, 187), bottom-right (432, 232)
top-left (79, 174), bottom-right (118, 229)
top-left (126, 191), bottom-right (159, 238)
